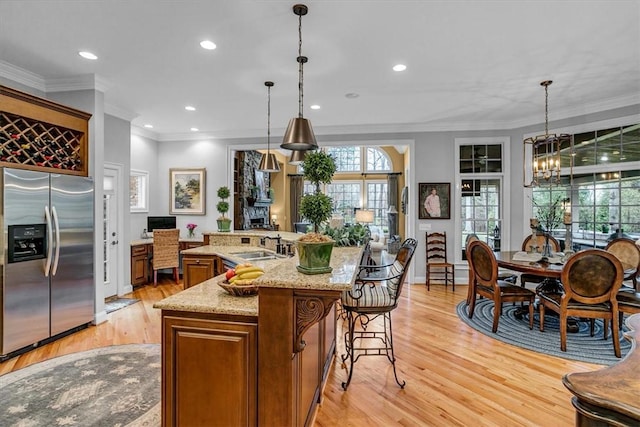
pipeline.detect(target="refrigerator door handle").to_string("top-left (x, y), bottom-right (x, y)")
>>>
top-left (51, 205), bottom-right (61, 276)
top-left (44, 205), bottom-right (53, 277)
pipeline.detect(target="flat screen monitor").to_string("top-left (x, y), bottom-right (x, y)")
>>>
top-left (147, 216), bottom-right (176, 232)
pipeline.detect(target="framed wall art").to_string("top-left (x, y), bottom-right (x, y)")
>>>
top-left (419, 182), bottom-right (450, 219)
top-left (169, 168), bottom-right (206, 215)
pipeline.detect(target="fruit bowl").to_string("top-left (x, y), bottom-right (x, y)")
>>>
top-left (218, 280), bottom-right (259, 297)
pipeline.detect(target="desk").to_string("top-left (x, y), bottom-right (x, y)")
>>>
top-left (562, 313), bottom-right (640, 426)
top-left (130, 238), bottom-right (204, 286)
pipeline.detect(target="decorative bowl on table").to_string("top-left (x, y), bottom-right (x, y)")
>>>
top-left (218, 280), bottom-right (258, 297)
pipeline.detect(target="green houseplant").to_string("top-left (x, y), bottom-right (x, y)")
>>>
top-left (216, 186), bottom-right (232, 232)
top-left (297, 150), bottom-right (337, 274)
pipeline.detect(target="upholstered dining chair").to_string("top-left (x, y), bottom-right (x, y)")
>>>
top-left (340, 238), bottom-right (417, 390)
top-left (617, 288), bottom-right (640, 328)
top-left (150, 228), bottom-right (180, 286)
top-left (520, 234), bottom-right (561, 288)
top-left (538, 249), bottom-right (624, 358)
top-left (465, 234), bottom-right (517, 305)
top-left (605, 237), bottom-right (640, 291)
top-left (467, 240), bottom-right (536, 333)
top-left (426, 231), bottom-right (455, 291)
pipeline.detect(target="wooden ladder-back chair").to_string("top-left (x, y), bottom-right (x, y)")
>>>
top-left (426, 232), bottom-right (455, 291)
top-left (340, 238), bottom-right (417, 390)
top-left (605, 237), bottom-right (640, 291)
top-left (467, 240), bottom-right (536, 333)
top-left (150, 228), bottom-right (180, 286)
top-left (520, 234), bottom-right (561, 288)
top-left (538, 249), bottom-right (624, 358)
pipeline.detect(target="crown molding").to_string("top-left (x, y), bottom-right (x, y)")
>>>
top-left (45, 74), bottom-right (111, 93)
top-left (131, 124), bottom-right (160, 140)
top-left (0, 60), bottom-right (46, 91)
top-left (105, 103), bottom-right (138, 123)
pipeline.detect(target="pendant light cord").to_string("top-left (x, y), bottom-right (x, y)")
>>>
top-left (298, 12), bottom-right (304, 118)
top-left (267, 84), bottom-right (272, 153)
top-left (544, 83), bottom-right (549, 136)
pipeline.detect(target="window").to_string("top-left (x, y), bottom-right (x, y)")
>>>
top-left (326, 181), bottom-right (361, 224)
top-left (305, 146), bottom-right (394, 227)
top-left (457, 138), bottom-right (507, 259)
top-left (130, 169), bottom-right (149, 212)
top-left (531, 123), bottom-right (640, 249)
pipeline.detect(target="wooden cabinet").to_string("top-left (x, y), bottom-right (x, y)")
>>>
top-left (0, 85), bottom-right (90, 176)
top-left (131, 244), bottom-right (149, 286)
top-left (182, 255), bottom-right (218, 289)
top-left (162, 313), bottom-right (258, 427)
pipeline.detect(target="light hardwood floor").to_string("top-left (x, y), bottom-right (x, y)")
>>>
top-left (0, 276), bottom-right (599, 426)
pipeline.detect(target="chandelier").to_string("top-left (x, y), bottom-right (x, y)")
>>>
top-left (523, 80), bottom-right (571, 187)
top-left (258, 81), bottom-right (280, 172)
top-left (280, 4), bottom-right (318, 152)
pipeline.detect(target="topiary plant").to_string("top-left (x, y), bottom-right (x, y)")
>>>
top-left (216, 186), bottom-right (230, 220)
top-left (298, 150), bottom-right (336, 241)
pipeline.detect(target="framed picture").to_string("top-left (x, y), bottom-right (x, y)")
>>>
top-left (419, 182), bottom-right (450, 219)
top-left (169, 168), bottom-right (206, 215)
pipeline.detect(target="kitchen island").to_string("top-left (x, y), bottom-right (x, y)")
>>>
top-left (154, 245), bottom-right (362, 427)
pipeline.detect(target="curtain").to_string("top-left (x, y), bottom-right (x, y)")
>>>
top-left (289, 175), bottom-right (304, 230)
top-left (387, 174), bottom-right (399, 236)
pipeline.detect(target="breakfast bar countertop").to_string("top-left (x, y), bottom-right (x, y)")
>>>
top-left (154, 246), bottom-right (362, 315)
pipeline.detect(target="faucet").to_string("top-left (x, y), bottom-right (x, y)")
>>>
top-left (260, 234), bottom-right (282, 249)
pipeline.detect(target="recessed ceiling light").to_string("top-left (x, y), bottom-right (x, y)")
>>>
top-left (143, 124), bottom-right (153, 129)
top-left (200, 40), bottom-right (217, 50)
top-left (78, 51), bottom-right (98, 60)
top-left (310, 105), bottom-right (320, 110)
top-left (620, 155), bottom-right (627, 160)
top-left (612, 150), bottom-right (620, 155)
top-left (393, 64), bottom-right (407, 72)
top-left (345, 93), bottom-right (359, 99)
top-left (185, 106), bottom-right (196, 111)
top-left (190, 127), bottom-right (199, 132)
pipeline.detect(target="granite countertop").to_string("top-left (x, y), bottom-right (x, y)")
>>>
top-left (153, 276), bottom-right (259, 316)
top-left (130, 236), bottom-right (204, 246)
top-left (154, 246), bottom-right (362, 315)
top-left (204, 230), bottom-right (301, 242)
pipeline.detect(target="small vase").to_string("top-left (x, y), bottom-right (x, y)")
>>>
top-left (541, 234), bottom-right (553, 257)
top-left (188, 230), bottom-right (195, 238)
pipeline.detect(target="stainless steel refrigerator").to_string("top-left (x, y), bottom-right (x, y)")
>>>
top-left (1, 167), bottom-right (94, 357)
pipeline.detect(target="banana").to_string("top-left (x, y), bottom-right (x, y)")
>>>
top-left (237, 271), bottom-right (264, 280)
top-left (233, 279), bottom-right (254, 286)
top-left (234, 266), bottom-right (264, 276)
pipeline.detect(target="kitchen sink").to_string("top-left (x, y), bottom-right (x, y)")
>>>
top-left (231, 250), bottom-right (285, 261)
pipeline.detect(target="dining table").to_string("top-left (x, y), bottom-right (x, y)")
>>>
top-left (494, 250), bottom-right (580, 332)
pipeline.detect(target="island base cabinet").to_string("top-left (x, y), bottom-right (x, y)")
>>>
top-left (162, 314), bottom-right (257, 427)
top-left (182, 255), bottom-right (217, 289)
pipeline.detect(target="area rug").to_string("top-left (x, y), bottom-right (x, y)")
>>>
top-left (105, 298), bottom-right (140, 314)
top-left (456, 300), bottom-right (631, 365)
top-left (0, 344), bottom-right (161, 426)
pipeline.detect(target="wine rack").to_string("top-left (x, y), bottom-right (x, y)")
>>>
top-left (0, 85), bottom-right (90, 176)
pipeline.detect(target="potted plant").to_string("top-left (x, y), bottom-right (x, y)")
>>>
top-left (297, 150), bottom-right (337, 274)
top-left (216, 186), bottom-right (232, 232)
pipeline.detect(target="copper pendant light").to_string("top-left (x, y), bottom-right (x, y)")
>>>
top-left (288, 149), bottom-right (307, 165)
top-left (258, 81), bottom-right (281, 172)
top-left (281, 4), bottom-right (318, 151)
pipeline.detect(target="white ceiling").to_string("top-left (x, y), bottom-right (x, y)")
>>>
top-left (1, 0), bottom-right (639, 142)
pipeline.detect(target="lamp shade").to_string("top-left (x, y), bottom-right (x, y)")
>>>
top-left (281, 117), bottom-right (317, 151)
top-left (355, 209), bottom-right (374, 223)
top-left (388, 205), bottom-right (398, 214)
top-left (288, 148), bottom-right (308, 165)
top-left (258, 152), bottom-right (280, 172)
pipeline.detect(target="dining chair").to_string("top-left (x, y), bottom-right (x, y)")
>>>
top-left (617, 288), bottom-right (640, 328)
top-left (605, 237), bottom-right (640, 291)
top-left (465, 234), bottom-right (517, 305)
top-left (520, 234), bottom-right (561, 288)
top-left (150, 228), bottom-right (180, 286)
top-left (340, 238), bottom-right (417, 390)
top-left (538, 249), bottom-right (624, 358)
top-left (426, 231), bottom-right (455, 291)
top-left (467, 240), bottom-right (536, 333)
